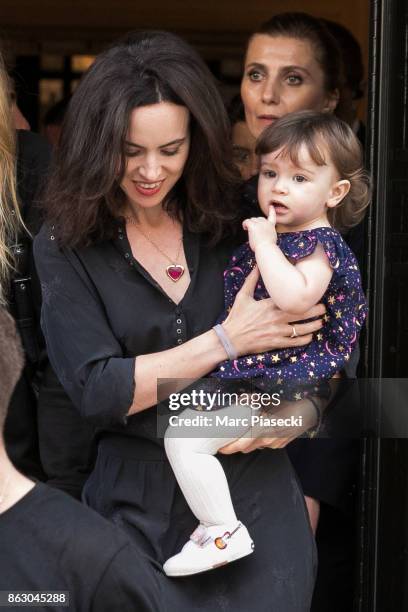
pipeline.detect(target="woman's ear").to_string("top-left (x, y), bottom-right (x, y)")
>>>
top-left (327, 179), bottom-right (351, 208)
top-left (323, 89), bottom-right (340, 114)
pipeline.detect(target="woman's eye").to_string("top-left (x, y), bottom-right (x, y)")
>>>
top-left (161, 148), bottom-right (179, 156)
top-left (233, 148), bottom-right (250, 163)
top-left (286, 74), bottom-right (303, 85)
top-left (125, 149), bottom-right (142, 157)
top-left (248, 70), bottom-right (263, 82)
top-left (293, 175), bottom-right (307, 183)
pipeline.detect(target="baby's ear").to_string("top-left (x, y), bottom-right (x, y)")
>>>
top-left (327, 180), bottom-right (351, 208)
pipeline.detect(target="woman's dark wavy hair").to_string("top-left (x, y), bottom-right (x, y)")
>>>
top-left (43, 31), bottom-right (240, 247)
top-left (248, 12), bottom-right (344, 95)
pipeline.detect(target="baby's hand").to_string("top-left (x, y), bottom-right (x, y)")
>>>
top-left (242, 205), bottom-right (278, 251)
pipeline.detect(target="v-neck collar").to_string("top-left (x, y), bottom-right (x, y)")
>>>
top-left (113, 219), bottom-right (200, 307)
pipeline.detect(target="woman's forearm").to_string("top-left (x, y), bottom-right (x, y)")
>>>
top-left (129, 329), bottom-right (226, 414)
top-left (128, 266), bottom-right (326, 415)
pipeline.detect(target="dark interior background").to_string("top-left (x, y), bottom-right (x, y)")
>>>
top-left (0, 0), bottom-right (370, 130)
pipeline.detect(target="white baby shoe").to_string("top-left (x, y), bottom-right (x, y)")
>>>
top-left (163, 522), bottom-right (254, 577)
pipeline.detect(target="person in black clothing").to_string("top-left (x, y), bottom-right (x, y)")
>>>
top-left (0, 48), bottom-right (95, 496)
top-left (34, 31), bottom-right (326, 611)
top-left (0, 308), bottom-right (163, 612)
top-left (11, 127), bottom-right (96, 497)
top-left (0, 51), bottom-right (45, 480)
top-left (4, 127), bottom-right (51, 481)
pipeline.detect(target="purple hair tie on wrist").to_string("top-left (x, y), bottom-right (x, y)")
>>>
top-left (213, 324), bottom-right (238, 361)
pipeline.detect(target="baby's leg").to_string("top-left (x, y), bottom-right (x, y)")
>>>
top-left (163, 403), bottom-right (255, 576)
top-left (164, 403), bottom-right (252, 526)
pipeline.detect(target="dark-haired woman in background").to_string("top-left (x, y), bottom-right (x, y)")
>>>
top-left (34, 31), bottom-right (325, 610)
top-left (237, 12), bottom-right (363, 611)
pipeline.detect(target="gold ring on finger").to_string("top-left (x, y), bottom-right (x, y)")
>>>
top-left (290, 325), bottom-right (298, 338)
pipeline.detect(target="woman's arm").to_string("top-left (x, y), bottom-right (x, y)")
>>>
top-left (131, 267), bottom-right (324, 413)
top-left (219, 393), bottom-right (327, 454)
top-left (34, 227), bottom-right (324, 422)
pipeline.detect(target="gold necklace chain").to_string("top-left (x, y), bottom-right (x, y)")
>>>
top-left (124, 216), bottom-right (183, 265)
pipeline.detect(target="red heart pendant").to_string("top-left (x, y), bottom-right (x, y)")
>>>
top-left (166, 265), bottom-right (185, 282)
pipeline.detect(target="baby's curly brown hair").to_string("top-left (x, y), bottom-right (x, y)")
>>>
top-left (256, 110), bottom-right (371, 232)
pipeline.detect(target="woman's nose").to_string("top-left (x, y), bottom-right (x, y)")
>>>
top-left (139, 158), bottom-right (162, 180)
top-left (261, 77), bottom-right (280, 105)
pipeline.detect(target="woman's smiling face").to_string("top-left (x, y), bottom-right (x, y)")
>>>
top-left (120, 102), bottom-right (190, 213)
top-left (241, 34), bottom-right (338, 139)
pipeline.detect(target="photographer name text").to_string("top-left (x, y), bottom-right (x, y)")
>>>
top-left (168, 414), bottom-right (303, 428)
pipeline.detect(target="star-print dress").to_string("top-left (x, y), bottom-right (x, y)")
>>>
top-left (212, 227), bottom-right (367, 390)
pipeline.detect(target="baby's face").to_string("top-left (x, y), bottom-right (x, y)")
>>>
top-left (258, 143), bottom-right (341, 231)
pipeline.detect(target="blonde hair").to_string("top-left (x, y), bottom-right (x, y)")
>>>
top-left (0, 52), bottom-right (23, 304)
top-left (256, 110), bottom-right (371, 232)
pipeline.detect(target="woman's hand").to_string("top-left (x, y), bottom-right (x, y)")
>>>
top-left (222, 265), bottom-right (325, 356)
top-left (218, 396), bottom-right (321, 454)
top-left (219, 434), bottom-right (297, 454)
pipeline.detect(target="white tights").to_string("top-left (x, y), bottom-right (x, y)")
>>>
top-left (164, 404), bottom-right (253, 527)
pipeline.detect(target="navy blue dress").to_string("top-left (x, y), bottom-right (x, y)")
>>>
top-left (213, 228), bottom-right (367, 389)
